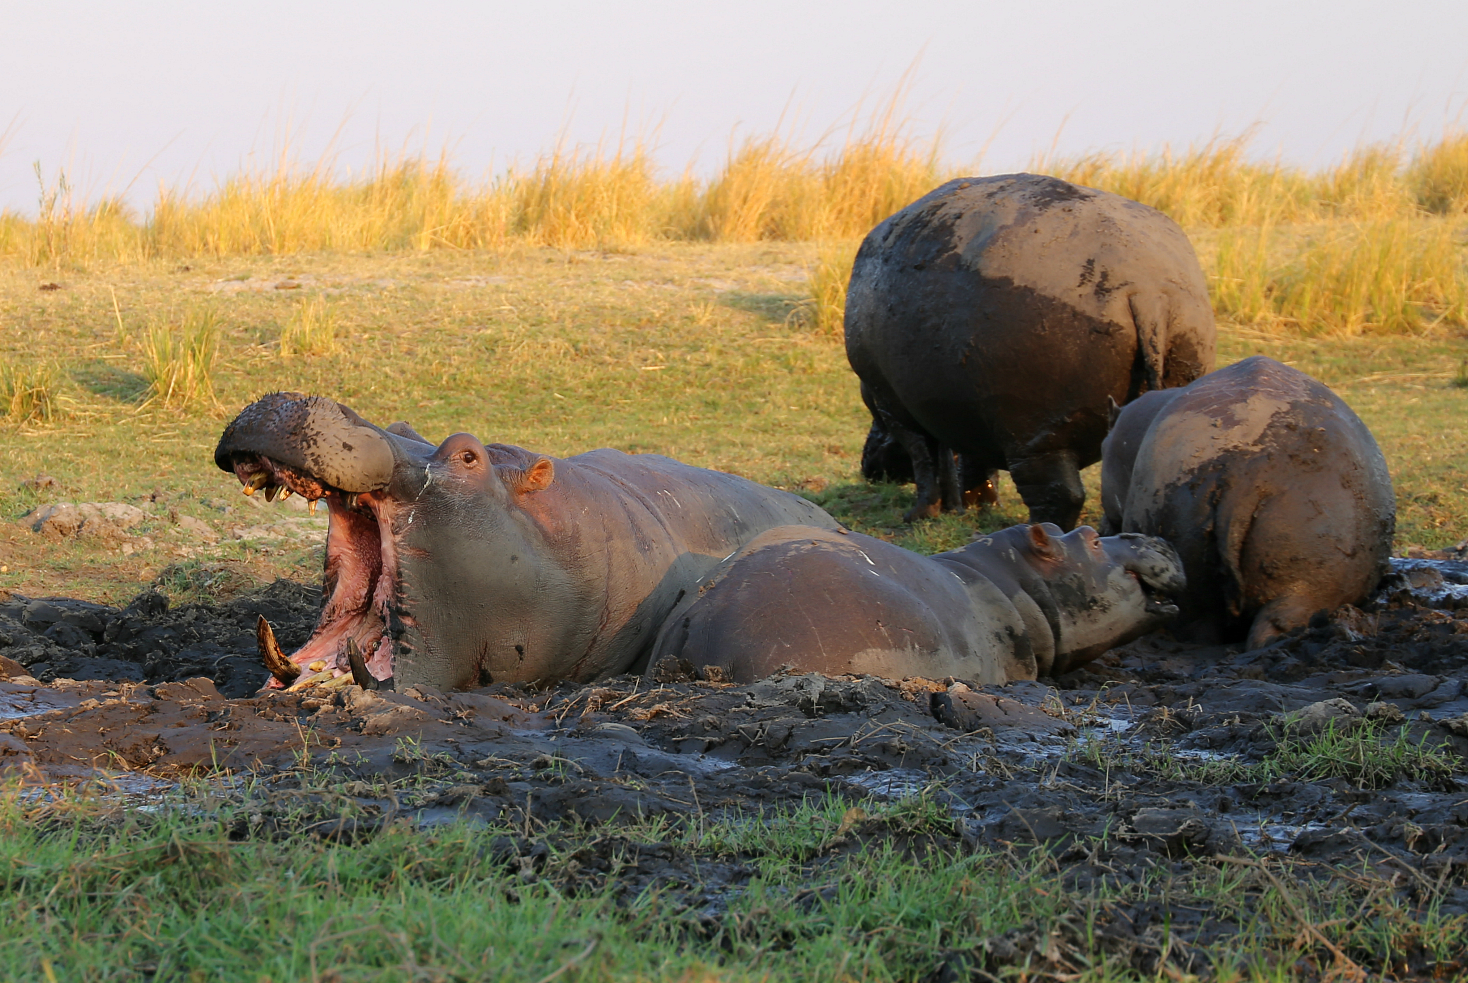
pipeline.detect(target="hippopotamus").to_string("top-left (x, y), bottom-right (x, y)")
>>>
top-left (214, 393), bottom-right (839, 692)
top-left (1100, 356), bottom-right (1396, 649)
top-left (646, 522), bottom-right (1184, 684)
top-left (845, 173), bottom-right (1217, 527)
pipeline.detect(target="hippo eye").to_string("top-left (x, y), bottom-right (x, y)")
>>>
top-left (459, 450), bottom-right (478, 466)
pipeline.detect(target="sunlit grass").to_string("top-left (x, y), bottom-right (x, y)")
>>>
top-left (140, 308), bottom-right (221, 410)
top-left (0, 360), bottom-right (66, 423)
top-left (278, 294), bottom-right (338, 357)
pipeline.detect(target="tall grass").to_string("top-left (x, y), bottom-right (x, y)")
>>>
top-left (2, 123), bottom-right (1467, 336)
top-left (797, 240), bottom-right (861, 336)
top-left (140, 308), bottom-right (221, 410)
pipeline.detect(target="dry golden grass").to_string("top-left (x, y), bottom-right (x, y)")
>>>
top-left (1, 123), bottom-right (1466, 337)
top-left (0, 361), bottom-right (66, 423)
top-left (1210, 218), bottom-right (1468, 334)
top-left (140, 308), bottom-right (221, 410)
top-left (796, 240), bottom-right (861, 336)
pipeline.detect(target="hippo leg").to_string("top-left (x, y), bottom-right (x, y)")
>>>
top-left (881, 421), bottom-right (945, 520)
top-left (1246, 595), bottom-right (1325, 650)
top-left (1009, 450), bottom-right (1085, 531)
top-left (958, 456), bottom-right (1000, 508)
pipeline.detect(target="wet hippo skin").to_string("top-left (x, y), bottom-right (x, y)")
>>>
top-left (1101, 356), bottom-right (1396, 649)
top-left (846, 173), bottom-right (1217, 527)
top-left (647, 522), bottom-right (1184, 684)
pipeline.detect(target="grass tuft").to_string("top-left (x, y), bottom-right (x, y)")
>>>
top-left (140, 308), bottom-right (221, 411)
top-left (0, 361), bottom-right (66, 423)
top-left (1409, 131), bottom-right (1468, 215)
top-left (279, 294), bottom-right (338, 356)
top-left (795, 240), bottom-right (860, 335)
top-left (1189, 718), bottom-right (1459, 789)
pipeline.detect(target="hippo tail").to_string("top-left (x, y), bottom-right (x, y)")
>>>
top-left (1128, 293), bottom-right (1167, 393)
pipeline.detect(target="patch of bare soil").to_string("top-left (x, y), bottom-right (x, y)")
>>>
top-left (3, 561), bottom-right (1468, 979)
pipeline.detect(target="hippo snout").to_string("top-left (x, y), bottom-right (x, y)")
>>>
top-left (1104, 533), bottom-right (1186, 616)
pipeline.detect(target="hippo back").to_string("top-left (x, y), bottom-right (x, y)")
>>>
top-left (1120, 356), bottom-right (1395, 644)
top-left (845, 173), bottom-right (1216, 469)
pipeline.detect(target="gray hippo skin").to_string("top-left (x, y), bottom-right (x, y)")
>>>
top-left (1100, 356), bottom-right (1395, 649)
top-left (647, 522), bottom-right (1183, 684)
top-left (846, 173), bottom-right (1216, 528)
top-left (215, 393), bottom-right (839, 691)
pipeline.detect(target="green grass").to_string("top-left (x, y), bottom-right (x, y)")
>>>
top-left (1, 245), bottom-right (1466, 603)
top-left (4, 781), bottom-right (1464, 982)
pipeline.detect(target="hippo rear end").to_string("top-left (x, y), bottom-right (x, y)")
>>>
top-left (1102, 356), bottom-right (1395, 649)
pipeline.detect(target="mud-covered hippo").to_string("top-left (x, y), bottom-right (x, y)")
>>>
top-left (1100, 356), bottom-right (1395, 649)
top-left (846, 173), bottom-right (1216, 527)
top-left (214, 393), bottom-right (839, 691)
top-left (647, 522), bottom-right (1184, 684)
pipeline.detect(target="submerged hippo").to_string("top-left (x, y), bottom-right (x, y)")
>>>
top-left (846, 173), bottom-right (1216, 527)
top-left (647, 522), bottom-right (1184, 684)
top-left (1100, 356), bottom-right (1395, 649)
top-left (214, 393), bottom-right (839, 691)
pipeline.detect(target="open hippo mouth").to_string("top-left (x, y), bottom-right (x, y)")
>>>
top-left (215, 393), bottom-right (424, 692)
top-left (232, 454), bottom-right (401, 691)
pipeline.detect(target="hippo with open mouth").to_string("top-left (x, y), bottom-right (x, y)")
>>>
top-left (646, 522), bottom-right (1185, 684)
top-left (214, 393), bottom-right (839, 692)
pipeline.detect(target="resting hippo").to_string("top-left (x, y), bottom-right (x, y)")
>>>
top-left (214, 393), bottom-right (839, 691)
top-left (647, 522), bottom-right (1184, 684)
top-left (846, 173), bottom-right (1216, 527)
top-left (1100, 356), bottom-right (1395, 649)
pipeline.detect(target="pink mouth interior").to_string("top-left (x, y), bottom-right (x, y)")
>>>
top-left (233, 456), bottom-right (399, 687)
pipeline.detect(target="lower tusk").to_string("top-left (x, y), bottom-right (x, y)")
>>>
top-left (345, 638), bottom-right (379, 690)
top-left (308, 499), bottom-right (318, 516)
top-left (257, 615), bottom-right (300, 684)
top-left (264, 484), bottom-right (280, 502)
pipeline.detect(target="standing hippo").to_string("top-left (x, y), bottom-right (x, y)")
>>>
top-left (846, 173), bottom-right (1216, 528)
top-left (1100, 356), bottom-right (1395, 649)
top-left (214, 393), bottom-right (839, 692)
top-left (647, 522), bottom-right (1183, 684)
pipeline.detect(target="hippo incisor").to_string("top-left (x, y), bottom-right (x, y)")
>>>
top-left (1100, 356), bottom-right (1396, 649)
top-left (215, 393), bottom-right (838, 691)
top-left (647, 522), bottom-right (1184, 684)
top-left (846, 173), bottom-right (1217, 528)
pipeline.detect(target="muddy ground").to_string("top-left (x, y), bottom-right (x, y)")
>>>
top-left (4, 560), bottom-right (1468, 978)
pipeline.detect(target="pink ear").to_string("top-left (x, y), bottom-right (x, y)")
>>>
top-left (1027, 523), bottom-right (1054, 556)
top-left (521, 457), bottom-right (555, 492)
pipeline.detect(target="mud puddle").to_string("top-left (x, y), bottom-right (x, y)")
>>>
top-left (3, 562), bottom-right (1468, 933)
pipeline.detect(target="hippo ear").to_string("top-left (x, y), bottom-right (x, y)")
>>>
top-left (1106, 396), bottom-right (1122, 431)
top-left (386, 421), bottom-right (433, 445)
top-left (1027, 523), bottom-right (1058, 558)
top-left (509, 456), bottom-right (555, 495)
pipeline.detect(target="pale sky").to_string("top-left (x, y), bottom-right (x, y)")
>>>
top-left (2, 0), bottom-right (1465, 214)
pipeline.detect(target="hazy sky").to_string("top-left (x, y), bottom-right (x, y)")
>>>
top-left (3, 0), bottom-right (1465, 213)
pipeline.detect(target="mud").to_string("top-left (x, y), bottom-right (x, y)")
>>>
top-left (3, 559), bottom-right (1468, 977)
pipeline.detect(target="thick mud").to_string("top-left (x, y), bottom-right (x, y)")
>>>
top-left (4, 559), bottom-right (1468, 977)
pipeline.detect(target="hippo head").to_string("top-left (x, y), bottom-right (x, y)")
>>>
top-left (994, 523), bottom-right (1185, 676)
top-left (215, 392), bottom-right (559, 693)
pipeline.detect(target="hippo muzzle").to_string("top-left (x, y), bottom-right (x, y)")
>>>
top-left (1044, 526), bottom-right (1185, 674)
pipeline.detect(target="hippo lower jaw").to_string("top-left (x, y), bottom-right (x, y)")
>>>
top-left (230, 453), bottom-right (403, 691)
